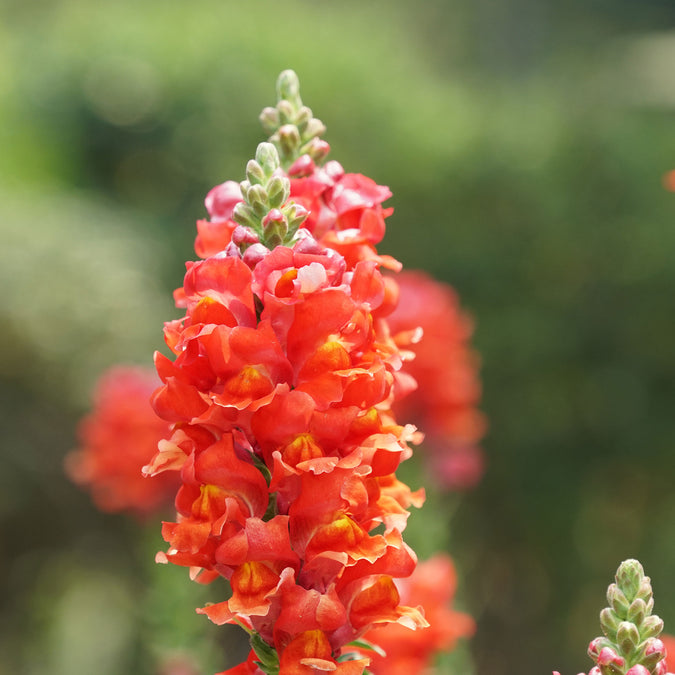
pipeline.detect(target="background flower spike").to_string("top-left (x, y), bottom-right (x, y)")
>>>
top-left (553, 560), bottom-right (672, 675)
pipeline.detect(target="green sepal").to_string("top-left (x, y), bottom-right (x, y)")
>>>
top-left (344, 638), bottom-right (387, 658)
top-left (250, 631), bottom-right (280, 675)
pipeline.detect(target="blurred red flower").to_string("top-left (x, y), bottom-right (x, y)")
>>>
top-left (66, 366), bottom-right (179, 517)
top-left (387, 271), bottom-right (486, 489)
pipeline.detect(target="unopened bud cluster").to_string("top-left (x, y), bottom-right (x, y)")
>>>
top-left (259, 69), bottom-right (329, 168)
top-left (586, 560), bottom-right (670, 675)
top-left (232, 142), bottom-right (308, 249)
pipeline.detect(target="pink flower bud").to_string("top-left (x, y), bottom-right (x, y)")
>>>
top-left (205, 180), bottom-right (243, 221)
top-left (626, 666), bottom-right (651, 675)
top-left (589, 668), bottom-right (603, 675)
top-left (224, 242), bottom-right (242, 259)
top-left (292, 229), bottom-right (322, 254)
top-left (646, 639), bottom-right (665, 657)
top-left (597, 647), bottom-right (625, 667)
top-left (262, 209), bottom-right (286, 228)
top-left (588, 638), bottom-right (605, 657)
top-left (324, 159), bottom-right (344, 181)
top-left (242, 242), bottom-right (270, 268)
top-left (305, 138), bottom-right (331, 162)
top-left (231, 225), bottom-right (260, 246)
top-left (288, 154), bottom-right (315, 178)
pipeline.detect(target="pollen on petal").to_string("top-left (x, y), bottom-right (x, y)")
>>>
top-left (223, 365), bottom-right (273, 400)
top-left (231, 561), bottom-right (279, 600)
top-left (282, 433), bottom-right (325, 467)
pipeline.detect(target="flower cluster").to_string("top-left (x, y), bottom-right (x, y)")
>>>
top-left (143, 71), bottom-right (441, 674)
top-left (554, 560), bottom-right (673, 675)
top-left (66, 366), bottom-right (178, 517)
top-left (387, 271), bottom-right (486, 489)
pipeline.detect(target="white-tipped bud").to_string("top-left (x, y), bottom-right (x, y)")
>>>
top-left (246, 159), bottom-right (265, 185)
top-left (255, 142), bottom-right (280, 177)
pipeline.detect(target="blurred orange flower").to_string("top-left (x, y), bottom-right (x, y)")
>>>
top-left (66, 366), bottom-right (178, 517)
top-left (388, 270), bottom-right (486, 489)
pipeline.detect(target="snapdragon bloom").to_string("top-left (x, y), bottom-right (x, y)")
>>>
top-left (66, 366), bottom-right (178, 517)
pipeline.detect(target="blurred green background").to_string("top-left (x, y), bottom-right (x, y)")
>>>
top-left (2, 0), bottom-right (675, 673)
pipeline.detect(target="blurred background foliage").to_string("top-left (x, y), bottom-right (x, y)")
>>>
top-left (2, 0), bottom-right (675, 673)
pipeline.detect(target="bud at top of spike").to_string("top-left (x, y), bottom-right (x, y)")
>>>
top-left (262, 69), bottom-right (329, 170)
top-left (616, 560), bottom-right (645, 602)
top-left (277, 69), bottom-right (301, 107)
top-left (255, 142), bottom-right (280, 177)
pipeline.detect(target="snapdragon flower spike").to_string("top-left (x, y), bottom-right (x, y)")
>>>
top-left (554, 560), bottom-right (673, 675)
top-left (145, 71), bottom-right (433, 675)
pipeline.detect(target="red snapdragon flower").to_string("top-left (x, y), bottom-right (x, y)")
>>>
top-left (66, 366), bottom-right (178, 517)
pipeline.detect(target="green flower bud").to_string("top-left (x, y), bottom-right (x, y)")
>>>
top-left (247, 184), bottom-right (269, 217)
top-left (639, 615), bottom-right (664, 640)
top-left (255, 142), bottom-right (280, 177)
top-left (259, 106), bottom-right (280, 135)
top-left (285, 203), bottom-right (309, 234)
top-left (608, 583), bottom-right (630, 619)
top-left (627, 598), bottom-right (647, 627)
top-left (246, 159), bottom-right (265, 185)
top-left (295, 105), bottom-right (313, 133)
top-left (636, 578), bottom-right (653, 605)
top-left (303, 117), bottom-right (326, 140)
top-left (277, 100), bottom-right (295, 126)
top-left (616, 621), bottom-right (640, 656)
top-left (267, 175), bottom-right (290, 210)
top-left (600, 607), bottom-right (621, 640)
top-left (239, 180), bottom-right (252, 201)
top-left (232, 202), bottom-right (260, 231)
top-left (617, 560), bottom-right (644, 601)
top-left (277, 124), bottom-right (301, 159)
top-left (276, 69), bottom-right (301, 108)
